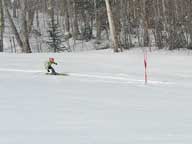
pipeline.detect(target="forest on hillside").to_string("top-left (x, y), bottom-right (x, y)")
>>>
top-left (0, 0), bottom-right (192, 53)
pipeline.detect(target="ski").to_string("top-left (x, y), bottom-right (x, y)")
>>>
top-left (45, 72), bottom-right (69, 76)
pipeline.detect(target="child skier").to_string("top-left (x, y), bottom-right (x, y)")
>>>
top-left (45, 58), bottom-right (58, 75)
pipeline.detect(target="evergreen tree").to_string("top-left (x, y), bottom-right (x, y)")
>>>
top-left (46, 0), bottom-right (71, 52)
top-left (46, 17), bottom-right (65, 52)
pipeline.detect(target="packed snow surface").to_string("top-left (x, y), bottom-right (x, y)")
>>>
top-left (0, 50), bottom-right (192, 144)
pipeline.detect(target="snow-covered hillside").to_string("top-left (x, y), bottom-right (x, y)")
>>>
top-left (0, 50), bottom-right (192, 143)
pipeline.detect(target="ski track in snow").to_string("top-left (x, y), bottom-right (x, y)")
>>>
top-left (69, 73), bottom-right (175, 85)
top-left (0, 68), bottom-right (43, 73)
top-left (0, 68), bottom-right (175, 85)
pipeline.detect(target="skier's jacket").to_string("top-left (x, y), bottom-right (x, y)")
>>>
top-left (44, 61), bottom-right (57, 70)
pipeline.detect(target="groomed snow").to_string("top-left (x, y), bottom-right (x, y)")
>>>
top-left (0, 49), bottom-right (192, 144)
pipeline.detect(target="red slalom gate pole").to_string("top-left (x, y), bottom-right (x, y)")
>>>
top-left (144, 52), bottom-right (147, 84)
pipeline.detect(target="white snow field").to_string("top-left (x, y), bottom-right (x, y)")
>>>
top-left (0, 50), bottom-right (192, 144)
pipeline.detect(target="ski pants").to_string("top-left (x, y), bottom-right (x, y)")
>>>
top-left (48, 66), bottom-right (56, 75)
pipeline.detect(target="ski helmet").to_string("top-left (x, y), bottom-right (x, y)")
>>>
top-left (49, 57), bottom-right (55, 62)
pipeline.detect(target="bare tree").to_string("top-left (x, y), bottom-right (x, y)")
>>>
top-left (105, 0), bottom-right (120, 52)
top-left (0, 0), bottom-right (4, 52)
top-left (4, 1), bottom-right (23, 51)
top-left (19, 0), bottom-right (32, 53)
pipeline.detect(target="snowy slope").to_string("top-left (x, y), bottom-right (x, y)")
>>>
top-left (0, 50), bottom-right (192, 144)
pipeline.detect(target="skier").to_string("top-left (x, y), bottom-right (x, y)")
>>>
top-left (45, 57), bottom-right (58, 75)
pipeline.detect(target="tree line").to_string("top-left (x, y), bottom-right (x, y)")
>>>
top-left (0, 0), bottom-right (192, 53)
